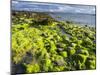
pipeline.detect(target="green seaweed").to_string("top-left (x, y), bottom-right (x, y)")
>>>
top-left (12, 11), bottom-right (96, 74)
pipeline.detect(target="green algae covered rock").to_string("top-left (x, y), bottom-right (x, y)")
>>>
top-left (12, 11), bottom-right (96, 73)
top-left (42, 59), bottom-right (52, 71)
top-left (31, 13), bottom-right (56, 25)
top-left (60, 51), bottom-right (68, 58)
top-left (76, 49), bottom-right (89, 57)
top-left (73, 54), bottom-right (87, 63)
top-left (25, 63), bottom-right (40, 73)
top-left (85, 56), bottom-right (96, 69)
top-left (51, 55), bottom-right (66, 66)
top-left (72, 54), bottom-right (88, 70)
top-left (67, 47), bottom-right (76, 55)
top-left (53, 66), bottom-right (65, 71)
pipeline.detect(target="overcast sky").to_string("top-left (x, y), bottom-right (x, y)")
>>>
top-left (12, 0), bottom-right (95, 14)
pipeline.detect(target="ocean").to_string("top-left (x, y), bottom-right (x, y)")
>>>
top-left (50, 13), bottom-right (96, 26)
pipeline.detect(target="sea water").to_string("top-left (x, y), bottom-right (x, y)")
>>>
top-left (50, 13), bottom-right (96, 26)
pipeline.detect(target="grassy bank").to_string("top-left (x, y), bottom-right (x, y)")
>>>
top-left (11, 11), bottom-right (96, 74)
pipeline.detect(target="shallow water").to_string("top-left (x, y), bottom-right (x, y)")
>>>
top-left (50, 13), bottom-right (96, 26)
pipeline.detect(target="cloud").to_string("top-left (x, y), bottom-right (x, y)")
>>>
top-left (12, 0), bottom-right (19, 4)
top-left (12, 1), bottom-right (95, 14)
